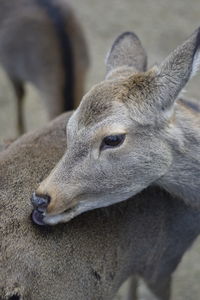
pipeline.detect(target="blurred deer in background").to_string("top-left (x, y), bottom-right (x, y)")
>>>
top-left (32, 28), bottom-right (200, 226)
top-left (1, 112), bottom-right (200, 300)
top-left (0, 0), bottom-right (89, 134)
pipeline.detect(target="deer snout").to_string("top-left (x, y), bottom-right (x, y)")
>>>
top-left (31, 192), bottom-right (51, 226)
top-left (31, 192), bottom-right (51, 212)
top-left (33, 175), bottom-right (81, 218)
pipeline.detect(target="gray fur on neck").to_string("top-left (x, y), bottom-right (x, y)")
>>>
top-left (157, 101), bottom-right (200, 208)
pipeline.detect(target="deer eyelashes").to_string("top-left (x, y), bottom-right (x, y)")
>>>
top-left (100, 134), bottom-right (126, 151)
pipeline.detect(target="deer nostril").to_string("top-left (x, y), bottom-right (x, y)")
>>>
top-left (31, 192), bottom-right (51, 211)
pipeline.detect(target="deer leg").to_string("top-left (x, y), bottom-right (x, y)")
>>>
top-left (10, 77), bottom-right (25, 135)
top-left (124, 276), bottom-right (138, 300)
top-left (144, 276), bottom-right (171, 300)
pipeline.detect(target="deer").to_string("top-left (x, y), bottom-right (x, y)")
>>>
top-left (0, 0), bottom-right (89, 134)
top-left (1, 112), bottom-right (200, 300)
top-left (31, 28), bottom-right (200, 226)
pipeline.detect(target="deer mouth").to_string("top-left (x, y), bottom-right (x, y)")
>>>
top-left (31, 206), bottom-right (76, 226)
top-left (31, 209), bottom-right (46, 226)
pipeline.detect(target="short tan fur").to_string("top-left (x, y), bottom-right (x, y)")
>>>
top-left (1, 113), bottom-right (200, 300)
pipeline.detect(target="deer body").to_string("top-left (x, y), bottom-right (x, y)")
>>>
top-left (1, 113), bottom-right (200, 300)
top-left (0, 0), bottom-right (89, 134)
top-left (32, 29), bottom-right (200, 225)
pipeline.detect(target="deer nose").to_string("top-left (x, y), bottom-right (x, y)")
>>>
top-left (31, 192), bottom-right (51, 212)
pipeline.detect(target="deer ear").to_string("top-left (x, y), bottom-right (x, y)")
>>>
top-left (105, 32), bottom-right (147, 77)
top-left (154, 27), bottom-right (200, 111)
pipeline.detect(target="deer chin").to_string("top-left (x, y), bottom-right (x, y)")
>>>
top-left (32, 188), bottom-right (144, 226)
top-left (43, 205), bottom-right (82, 225)
top-left (41, 190), bottom-right (138, 225)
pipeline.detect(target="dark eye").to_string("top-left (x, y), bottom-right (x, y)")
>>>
top-left (100, 134), bottom-right (126, 150)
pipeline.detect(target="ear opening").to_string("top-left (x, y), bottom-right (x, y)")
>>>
top-left (105, 31), bottom-right (147, 76)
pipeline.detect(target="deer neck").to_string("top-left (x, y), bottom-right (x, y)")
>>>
top-left (157, 102), bottom-right (200, 208)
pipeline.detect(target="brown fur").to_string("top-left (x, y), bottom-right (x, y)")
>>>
top-left (1, 113), bottom-right (200, 300)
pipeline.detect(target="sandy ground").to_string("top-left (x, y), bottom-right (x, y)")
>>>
top-left (0, 0), bottom-right (199, 299)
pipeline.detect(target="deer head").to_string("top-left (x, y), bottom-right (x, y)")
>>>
top-left (32, 28), bottom-right (200, 225)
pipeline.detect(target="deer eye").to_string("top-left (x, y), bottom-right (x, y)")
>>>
top-left (100, 134), bottom-right (126, 150)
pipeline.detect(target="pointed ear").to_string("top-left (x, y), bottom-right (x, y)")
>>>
top-left (155, 27), bottom-right (200, 110)
top-left (105, 32), bottom-right (147, 77)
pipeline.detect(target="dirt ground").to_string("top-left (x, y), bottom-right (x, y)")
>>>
top-left (0, 0), bottom-right (200, 299)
